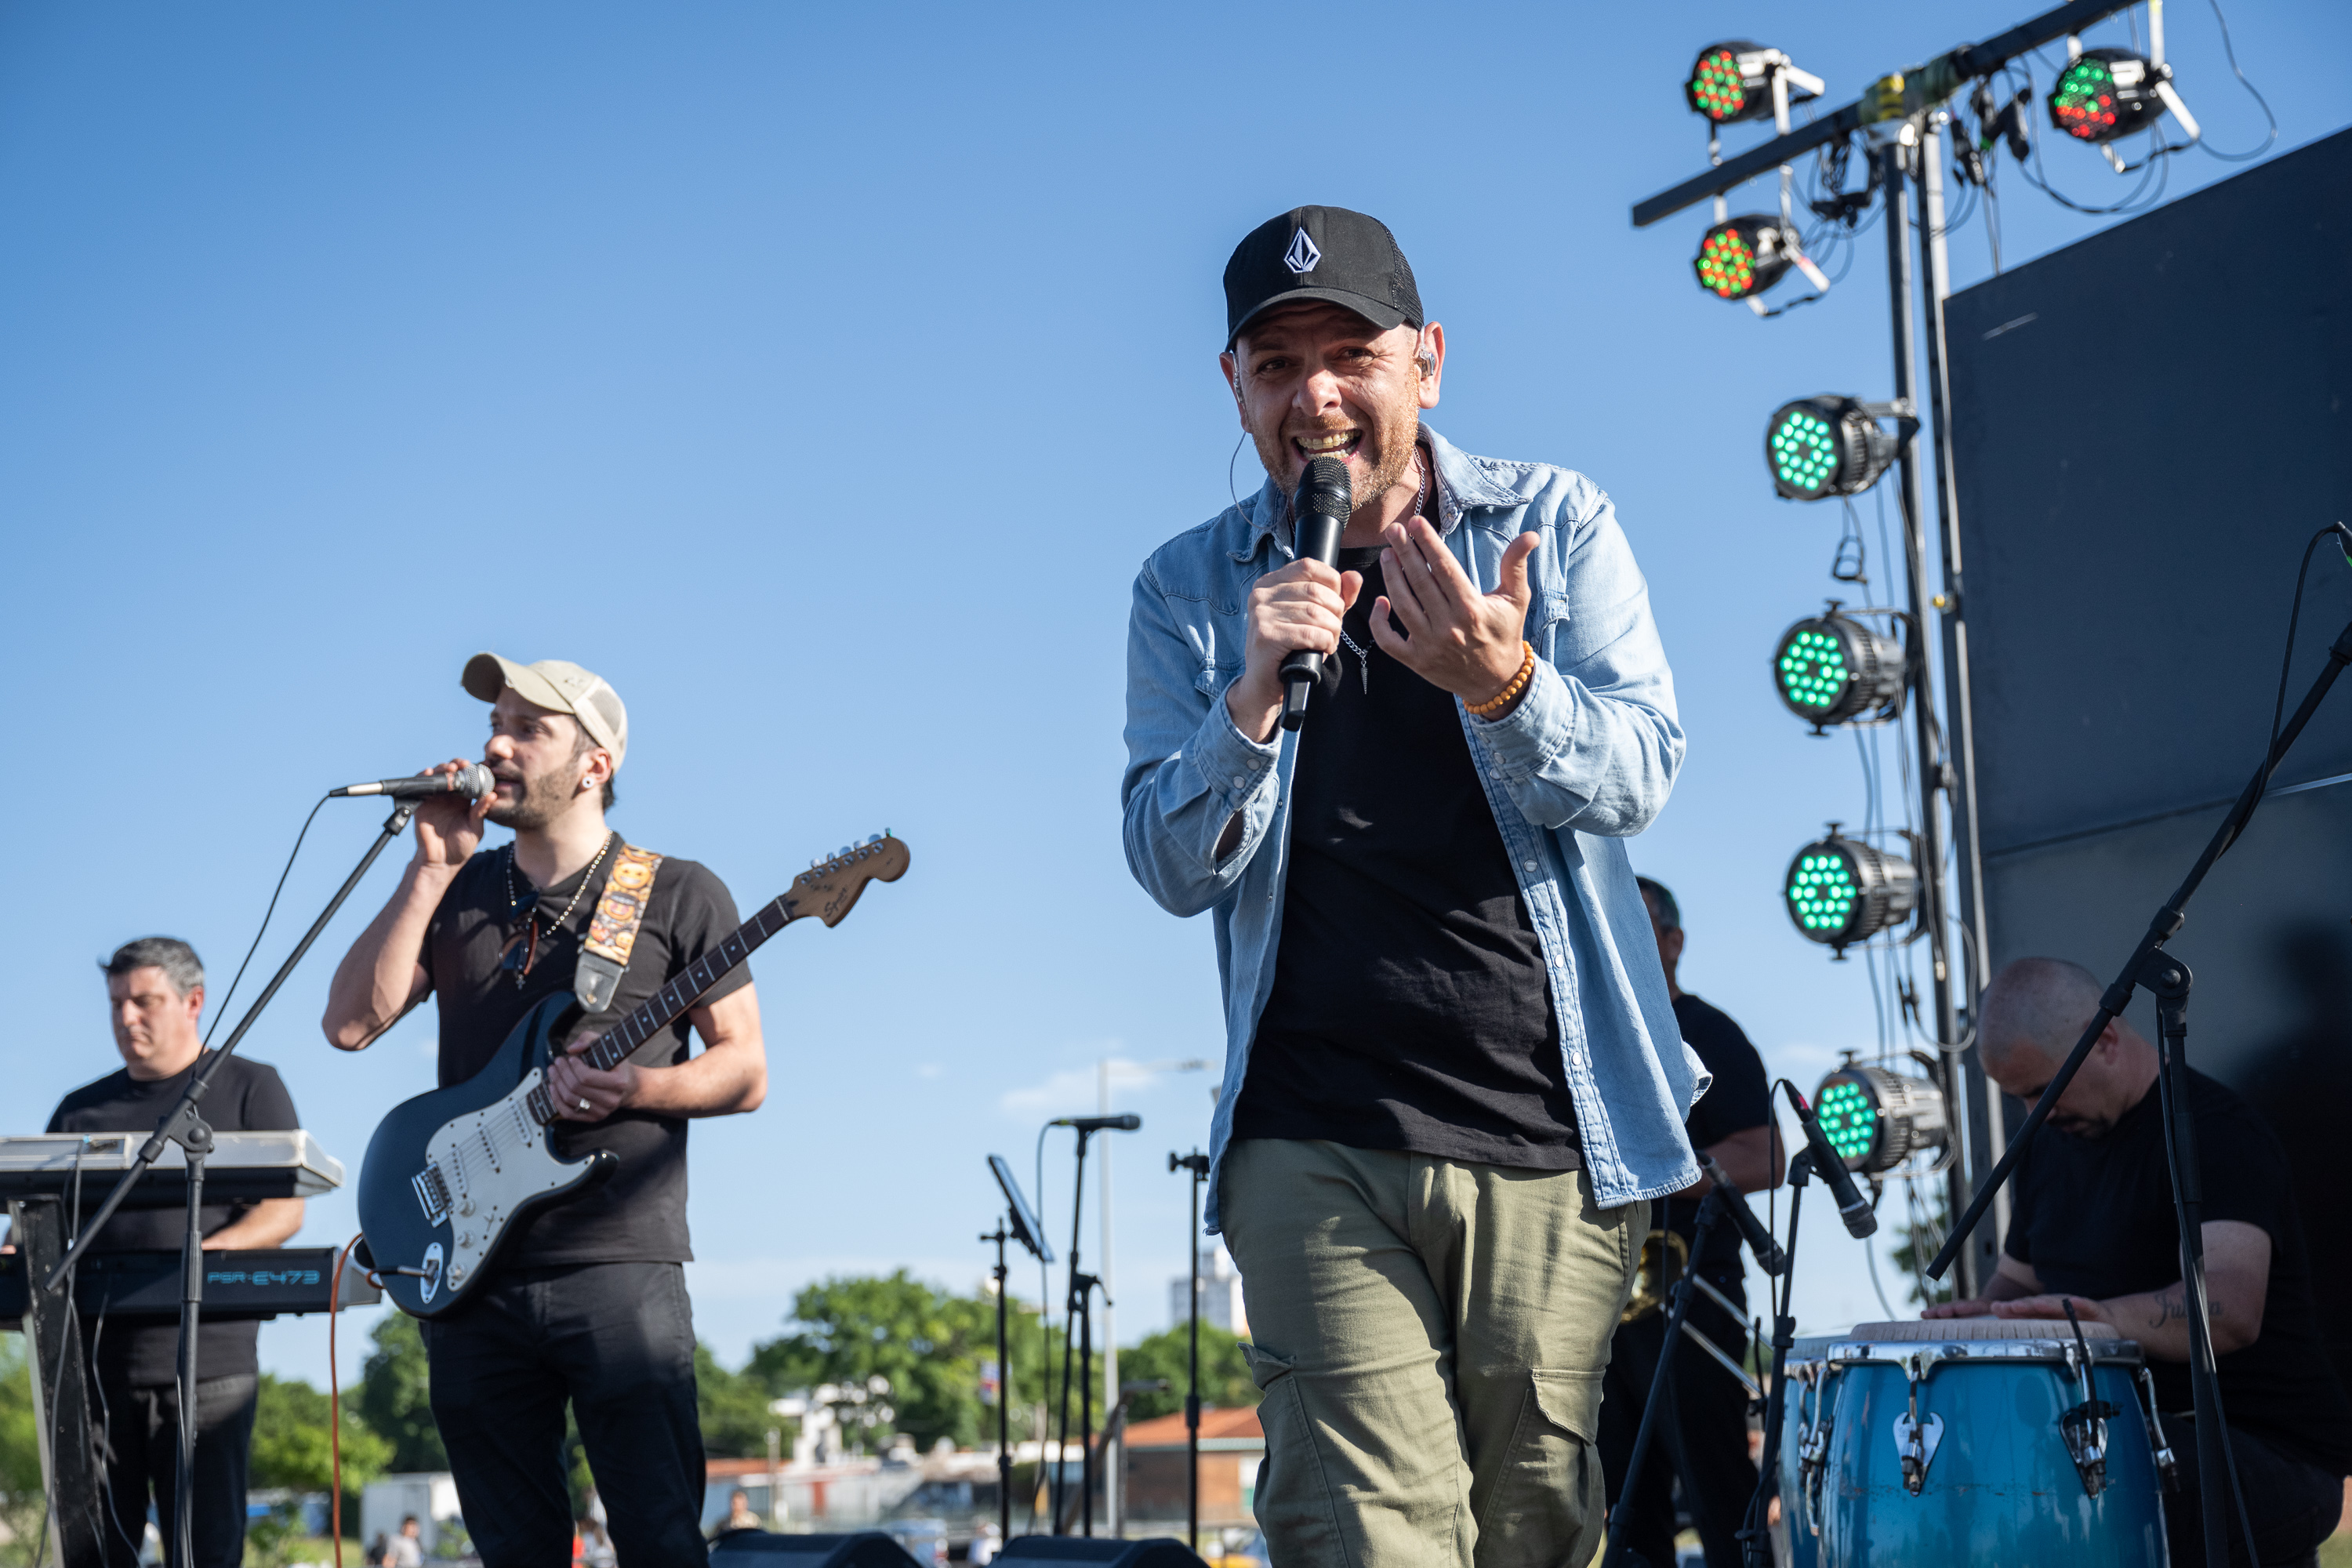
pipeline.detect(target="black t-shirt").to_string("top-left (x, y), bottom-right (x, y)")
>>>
top-left (2005, 1068), bottom-right (2352, 1472)
top-left (419, 835), bottom-right (750, 1270)
top-left (1234, 543), bottom-right (1581, 1170)
top-left (46, 1055), bottom-right (299, 1386)
top-left (1663, 994), bottom-right (1773, 1279)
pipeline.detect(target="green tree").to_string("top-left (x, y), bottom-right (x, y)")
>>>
top-left (250, 1372), bottom-right (391, 1495)
top-left (746, 1272), bottom-right (998, 1453)
top-left (698, 1342), bottom-right (783, 1459)
top-left (1889, 1187), bottom-right (1959, 1308)
top-left (1116, 1323), bottom-right (1259, 1424)
top-left (0, 1339), bottom-right (45, 1568)
top-left (353, 1312), bottom-right (446, 1472)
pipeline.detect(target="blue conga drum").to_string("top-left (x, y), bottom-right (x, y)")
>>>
top-left (1806, 1319), bottom-right (2172, 1566)
top-left (1771, 1337), bottom-right (1840, 1568)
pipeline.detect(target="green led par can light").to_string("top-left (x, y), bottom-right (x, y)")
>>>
top-left (1694, 216), bottom-right (1795, 301)
top-left (1686, 42), bottom-right (1766, 123)
top-left (1685, 42), bottom-right (1822, 125)
top-left (1783, 829), bottom-right (1918, 954)
top-left (1815, 1059), bottom-right (1951, 1174)
top-left (1766, 396), bottom-right (1898, 500)
top-left (2049, 48), bottom-right (2166, 144)
top-left (1773, 611), bottom-right (1904, 731)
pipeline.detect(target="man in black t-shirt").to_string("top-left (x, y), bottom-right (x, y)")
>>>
top-left (44, 936), bottom-right (303, 1568)
top-left (1925, 956), bottom-right (2352, 1567)
top-left (1598, 878), bottom-right (1781, 1568)
top-left (325, 654), bottom-right (766, 1568)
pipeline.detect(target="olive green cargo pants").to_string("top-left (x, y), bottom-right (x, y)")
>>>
top-left (1221, 1139), bottom-right (1646, 1568)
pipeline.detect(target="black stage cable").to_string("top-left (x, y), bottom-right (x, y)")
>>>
top-left (2267, 524), bottom-right (2352, 757)
top-left (201, 795), bottom-right (331, 1048)
top-left (2198, 0), bottom-right (2279, 162)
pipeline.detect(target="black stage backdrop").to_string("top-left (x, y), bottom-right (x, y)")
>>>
top-left (1947, 126), bottom-right (2352, 1385)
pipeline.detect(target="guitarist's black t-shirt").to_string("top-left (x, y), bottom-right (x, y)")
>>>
top-left (47, 1055), bottom-right (299, 1385)
top-left (420, 836), bottom-right (750, 1269)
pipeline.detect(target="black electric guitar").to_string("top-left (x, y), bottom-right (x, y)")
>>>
top-left (357, 833), bottom-right (909, 1316)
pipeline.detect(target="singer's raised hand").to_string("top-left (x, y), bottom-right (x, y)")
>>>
top-left (410, 759), bottom-right (491, 869)
top-left (1228, 558), bottom-right (1363, 742)
top-left (1369, 518), bottom-right (1541, 717)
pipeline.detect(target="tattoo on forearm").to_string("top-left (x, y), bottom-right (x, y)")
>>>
top-left (2147, 1285), bottom-right (2203, 1331)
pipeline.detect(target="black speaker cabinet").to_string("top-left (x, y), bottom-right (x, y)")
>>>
top-left (707, 1530), bottom-right (922, 1566)
top-left (994, 1537), bottom-right (1210, 1567)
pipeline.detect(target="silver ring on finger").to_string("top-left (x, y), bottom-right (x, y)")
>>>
top-left (578, 1097), bottom-right (592, 1112)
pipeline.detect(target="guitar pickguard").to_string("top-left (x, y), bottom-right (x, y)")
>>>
top-left (412, 1069), bottom-right (596, 1296)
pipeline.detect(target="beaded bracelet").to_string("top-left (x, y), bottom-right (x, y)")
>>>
top-left (1466, 641), bottom-right (1536, 718)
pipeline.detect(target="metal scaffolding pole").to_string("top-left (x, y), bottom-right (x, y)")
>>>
top-left (1916, 114), bottom-right (2007, 1290)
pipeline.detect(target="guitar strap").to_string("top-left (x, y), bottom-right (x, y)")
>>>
top-left (575, 843), bottom-right (663, 1013)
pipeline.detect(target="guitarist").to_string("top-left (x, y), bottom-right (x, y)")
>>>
top-left (324, 652), bottom-right (767, 1567)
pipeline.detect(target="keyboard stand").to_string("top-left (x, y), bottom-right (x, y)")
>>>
top-left (10, 1198), bottom-right (103, 1568)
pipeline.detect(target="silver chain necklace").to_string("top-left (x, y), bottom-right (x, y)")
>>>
top-left (503, 833), bottom-right (615, 989)
top-left (1337, 452), bottom-right (1430, 697)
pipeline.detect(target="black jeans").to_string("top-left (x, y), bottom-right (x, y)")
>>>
top-left (1599, 1272), bottom-right (1755, 1568)
top-left (423, 1261), bottom-right (706, 1567)
top-left (2158, 1414), bottom-right (2345, 1568)
top-left (87, 1370), bottom-right (257, 1568)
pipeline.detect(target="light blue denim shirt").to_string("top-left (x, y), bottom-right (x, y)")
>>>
top-left (1122, 426), bottom-right (1708, 1228)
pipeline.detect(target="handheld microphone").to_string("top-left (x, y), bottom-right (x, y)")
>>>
top-left (1278, 456), bottom-right (1353, 731)
top-left (1697, 1153), bottom-right (1788, 1276)
top-left (1781, 1083), bottom-right (1878, 1239)
top-left (1049, 1114), bottom-right (1141, 1133)
top-left (331, 763), bottom-right (496, 801)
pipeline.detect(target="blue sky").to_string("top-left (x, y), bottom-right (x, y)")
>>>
top-left (2, 2), bottom-right (2343, 1392)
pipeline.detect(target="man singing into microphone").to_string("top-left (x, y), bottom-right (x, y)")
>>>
top-left (1122, 207), bottom-right (1704, 1566)
top-left (324, 655), bottom-right (767, 1566)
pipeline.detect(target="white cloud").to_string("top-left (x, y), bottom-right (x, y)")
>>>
top-left (999, 1052), bottom-right (1145, 1116)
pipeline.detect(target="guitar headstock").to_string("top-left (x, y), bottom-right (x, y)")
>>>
top-left (782, 833), bottom-right (910, 927)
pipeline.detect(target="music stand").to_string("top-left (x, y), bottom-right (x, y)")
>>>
top-left (986, 1156), bottom-right (1052, 1547)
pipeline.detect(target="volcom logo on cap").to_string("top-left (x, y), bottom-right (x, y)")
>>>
top-left (1283, 228), bottom-right (1321, 274)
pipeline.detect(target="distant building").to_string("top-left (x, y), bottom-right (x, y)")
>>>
top-left (1122, 1406), bottom-right (1263, 1528)
top-left (1168, 1244), bottom-right (1247, 1336)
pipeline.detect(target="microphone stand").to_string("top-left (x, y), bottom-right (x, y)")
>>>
top-left (1171, 1151), bottom-right (1209, 1554)
top-left (1737, 1149), bottom-right (1813, 1568)
top-left (982, 1220), bottom-right (1013, 1548)
top-left (42, 801), bottom-right (415, 1568)
top-left (1927, 614), bottom-right (2352, 1568)
top-left (1603, 1191), bottom-right (1730, 1568)
top-left (1052, 1127), bottom-right (1095, 1535)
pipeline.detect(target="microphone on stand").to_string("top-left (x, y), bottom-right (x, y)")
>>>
top-left (1781, 1083), bottom-right (1879, 1239)
top-left (1279, 456), bottom-right (1354, 731)
top-left (1049, 1114), bottom-right (1141, 1133)
top-left (330, 763), bottom-right (496, 800)
top-left (1697, 1153), bottom-right (1788, 1275)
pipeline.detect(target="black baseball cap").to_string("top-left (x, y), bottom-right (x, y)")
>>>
top-left (1223, 205), bottom-right (1424, 349)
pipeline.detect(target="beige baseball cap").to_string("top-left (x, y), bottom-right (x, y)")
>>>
top-left (461, 653), bottom-right (629, 771)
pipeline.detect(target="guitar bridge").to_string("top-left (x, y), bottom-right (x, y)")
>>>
top-left (412, 1164), bottom-right (452, 1227)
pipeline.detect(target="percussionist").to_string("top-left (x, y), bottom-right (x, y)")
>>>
top-left (1926, 956), bottom-right (2352, 1566)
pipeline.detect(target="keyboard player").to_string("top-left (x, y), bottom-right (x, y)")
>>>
top-left (45, 937), bottom-right (303, 1568)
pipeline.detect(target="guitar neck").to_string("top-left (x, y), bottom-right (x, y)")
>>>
top-left (523, 892), bottom-right (792, 1125)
